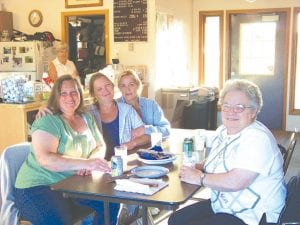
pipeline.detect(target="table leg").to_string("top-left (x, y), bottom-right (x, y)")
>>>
top-left (104, 201), bottom-right (110, 225)
top-left (141, 205), bottom-right (148, 225)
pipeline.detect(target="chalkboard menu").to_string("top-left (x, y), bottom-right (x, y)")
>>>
top-left (114, 0), bottom-right (147, 42)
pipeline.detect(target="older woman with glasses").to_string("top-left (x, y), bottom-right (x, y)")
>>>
top-left (168, 79), bottom-right (286, 225)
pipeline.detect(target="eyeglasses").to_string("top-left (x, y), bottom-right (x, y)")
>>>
top-left (221, 104), bottom-right (253, 113)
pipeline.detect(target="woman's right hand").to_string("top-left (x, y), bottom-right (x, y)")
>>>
top-left (35, 105), bottom-right (53, 119)
top-left (131, 126), bottom-right (145, 139)
top-left (86, 158), bottom-right (111, 173)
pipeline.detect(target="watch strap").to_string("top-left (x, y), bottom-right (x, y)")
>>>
top-left (200, 173), bottom-right (206, 186)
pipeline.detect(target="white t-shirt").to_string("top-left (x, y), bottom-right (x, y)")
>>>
top-left (204, 121), bottom-right (286, 225)
top-left (52, 57), bottom-right (77, 78)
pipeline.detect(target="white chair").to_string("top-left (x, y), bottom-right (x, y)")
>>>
top-left (0, 142), bottom-right (31, 225)
top-left (0, 142), bottom-right (94, 225)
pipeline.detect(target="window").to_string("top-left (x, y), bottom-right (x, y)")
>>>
top-left (199, 11), bottom-right (223, 88)
top-left (290, 8), bottom-right (300, 114)
top-left (156, 13), bottom-right (188, 87)
top-left (239, 22), bottom-right (276, 76)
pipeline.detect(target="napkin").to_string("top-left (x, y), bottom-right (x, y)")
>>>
top-left (114, 178), bottom-right (168, 195)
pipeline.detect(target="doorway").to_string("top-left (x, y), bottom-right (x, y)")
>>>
top-left (227, 9), bottom-right (290, 129)
top-left (61, 10), bottom-right (110, 85)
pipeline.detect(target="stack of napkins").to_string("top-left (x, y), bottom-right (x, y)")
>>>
top-left (114, 178), bottom-right (168, 195)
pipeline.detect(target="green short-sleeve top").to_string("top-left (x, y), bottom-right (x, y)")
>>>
top-left (15, 113), bottom-right (101, 188)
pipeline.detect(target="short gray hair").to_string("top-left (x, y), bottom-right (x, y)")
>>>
top-left (54, 42), bottom-right (69, 53)
top-left (219, 79), bottom-right (263, 114)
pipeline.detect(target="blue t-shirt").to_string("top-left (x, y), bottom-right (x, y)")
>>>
top-left (102, 112), bottom-right (120, 160)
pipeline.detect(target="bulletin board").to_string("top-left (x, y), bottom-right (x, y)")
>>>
top-left (113, 0), bottom-right (147, 42)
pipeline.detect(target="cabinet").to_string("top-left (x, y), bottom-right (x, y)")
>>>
top-left (0, 101), bottom-right (45, 154)
top-left (0, 11), bottom-right (13, 37)
top-left (141, 82), bottom-right (149, 98)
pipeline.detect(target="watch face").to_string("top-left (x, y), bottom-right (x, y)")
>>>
top-left (29, 10), bottom-right (43, 27)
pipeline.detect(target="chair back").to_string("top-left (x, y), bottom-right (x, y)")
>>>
top-left (0, 143), bottom-right (31, 225)
top-left (280, 175), bottom-right (300, 224)
top-left (282, 132), bottom-right (297, 175)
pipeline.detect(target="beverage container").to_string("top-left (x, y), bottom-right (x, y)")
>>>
top-left (114, 145), bottom-right (127, 171)
top-left (182, 138), bottom-right (195, 167)
top-left (194, 130), bottom-right (206, 151)
top-left (151, 132), bottom-right (162, 147)
top-left (194, 130), bottom-right (206, 162)
top-left (183, 138), bottom-right (194, 157)
top-left (111, 156), bottom-right (123, 177)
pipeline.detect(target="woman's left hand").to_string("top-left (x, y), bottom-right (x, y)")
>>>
top-left (179, 165), bottom-right (202, 185)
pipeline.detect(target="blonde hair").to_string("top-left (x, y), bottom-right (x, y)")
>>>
top-left (117, 69), bottom-right (143, 95)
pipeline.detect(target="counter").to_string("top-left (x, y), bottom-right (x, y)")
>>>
top-left (0, 101), bottom-right (46, 153)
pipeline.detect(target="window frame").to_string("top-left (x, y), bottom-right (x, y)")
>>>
top-left (199, 11), bottom-right (224, 88)
top-left (289, 7), bottom-right (300, 115)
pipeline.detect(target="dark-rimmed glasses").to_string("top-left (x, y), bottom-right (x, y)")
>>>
top-left (221, 104), bottom-right (253, 113)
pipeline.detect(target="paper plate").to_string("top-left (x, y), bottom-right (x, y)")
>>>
top-left (131, 166), bottom-right (169, 178)
top-left (137, 154), bottom-right (177, 165)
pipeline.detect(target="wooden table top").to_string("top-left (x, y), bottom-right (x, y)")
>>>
top-left (51, 129), bottom-right (202, 209)
top-left (51, 128), bottom-right (292, 208)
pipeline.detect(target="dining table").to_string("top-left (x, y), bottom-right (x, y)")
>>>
top-left (51, 129), bottom-right (202, 225)
top-left (50, 128), bottom-right (290, 225)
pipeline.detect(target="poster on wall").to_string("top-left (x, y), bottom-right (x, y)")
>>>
top-left (113, 0), bottom-right (147, 42)
top-left (65, 0), bottom-right (103, 8)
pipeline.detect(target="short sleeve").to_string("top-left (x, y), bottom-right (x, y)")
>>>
top-left (232, 129), bottom-right (274, 175)
top-left (31, 115), bottom-right (62, 139)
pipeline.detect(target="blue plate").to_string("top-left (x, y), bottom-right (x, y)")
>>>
top-left (131, 166), bottom-right (169, 178)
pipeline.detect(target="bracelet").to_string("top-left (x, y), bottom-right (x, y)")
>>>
top-left (200, 173), bottom-right (206, 186)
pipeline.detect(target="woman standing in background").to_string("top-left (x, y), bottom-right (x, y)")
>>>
top-left (48, 42), bottom-right (80, 82)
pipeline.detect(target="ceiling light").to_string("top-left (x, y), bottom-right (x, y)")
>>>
top-left (245, 0), bottom-right (256, 2)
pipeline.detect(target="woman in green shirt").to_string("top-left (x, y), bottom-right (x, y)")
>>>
top-left (14, 75), bottom-right (119, 225)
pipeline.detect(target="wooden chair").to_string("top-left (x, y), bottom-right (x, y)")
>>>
top-left (0, 142), bottom-right (94, 225)
top-left (279, 132), bottom-right (297, 175)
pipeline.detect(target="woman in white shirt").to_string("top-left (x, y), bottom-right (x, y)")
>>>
top-left (168, 79), bottom-right (286, 225)
top-left (48, 42), bottom-right (79, 82)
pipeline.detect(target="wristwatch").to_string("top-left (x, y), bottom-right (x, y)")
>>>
top-left (200, 173), bottom-right (206, 186)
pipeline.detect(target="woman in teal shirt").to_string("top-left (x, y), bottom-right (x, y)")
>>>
top-left (14, 75), bottom-right (119, 225)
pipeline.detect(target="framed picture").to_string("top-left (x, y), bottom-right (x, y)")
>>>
top-left (65, 0), bottom-right (103, 8)
top-left (125, 65), bottom-right (147, 81)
